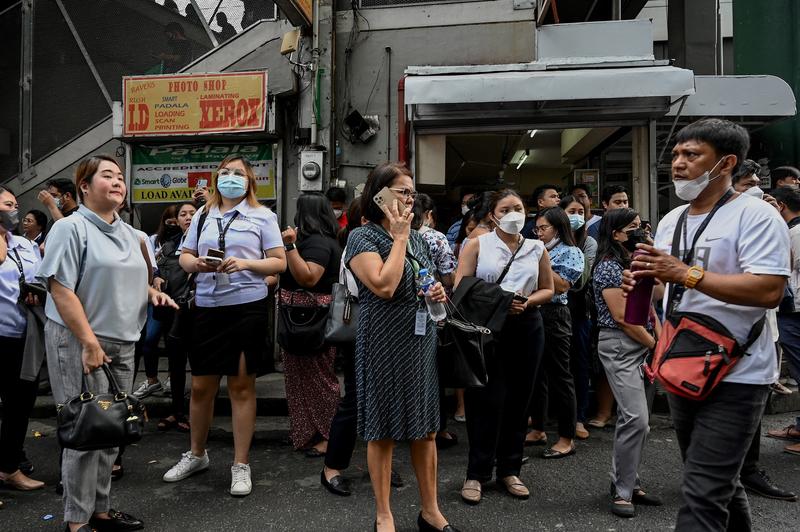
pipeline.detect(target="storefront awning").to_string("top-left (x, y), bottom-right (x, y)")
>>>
top-left (666, 75), bottom-right (796, 120)
top-left (404, 65), bottom-right (695, 132)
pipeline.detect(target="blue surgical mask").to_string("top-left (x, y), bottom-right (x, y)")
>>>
top-left (568, 213), bottom-right (585, 230)
top-left (216, 175), bottom-right (247, 199)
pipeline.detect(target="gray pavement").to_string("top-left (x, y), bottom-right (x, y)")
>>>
top-left (1, 413), bottom-right (799, 531)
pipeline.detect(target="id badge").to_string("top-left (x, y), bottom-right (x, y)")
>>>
top-left (215, 272), bottom-right (231, 288)
top-left (415, 309), bottom-right (427, 336)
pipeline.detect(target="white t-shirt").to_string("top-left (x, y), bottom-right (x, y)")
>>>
top-left (788, 223), bottom-right (800, 311)
top-left (654, 194), bottom-right (790, 385)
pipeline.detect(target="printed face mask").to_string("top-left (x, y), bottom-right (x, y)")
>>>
top-left (673, 157), bottom-right (726, 201)
top-left (216, 175), bottom-right (247, 199)
top-left (568, 213), bottom-right (585, 231)
top-left (494, 211), bottom-right (526, 235)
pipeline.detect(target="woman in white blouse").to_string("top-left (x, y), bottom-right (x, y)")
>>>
top-left (454, 188), bottom-right (554, 505)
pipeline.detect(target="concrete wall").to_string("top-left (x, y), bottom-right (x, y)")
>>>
top-left (332, 0), bottom-right (536, 194)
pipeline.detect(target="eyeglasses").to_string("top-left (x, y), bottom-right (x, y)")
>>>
top-left (218, 168), bottom-right (246, 178)
top-left (390, 188), bottom-right (417, 199)
top-left (535, 224), bottom-right (552, 233)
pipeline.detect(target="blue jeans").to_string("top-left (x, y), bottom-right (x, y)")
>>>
top-left (135, 304), bottom-right (162, 380)
top-left (777, 311), bottom-right (800, 382)
top-left (668, 382), bottom-right (769, 532)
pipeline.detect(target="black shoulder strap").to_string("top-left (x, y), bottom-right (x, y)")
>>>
top-left (195, 209), bottom-right (209, 248)
top-left (497, 237), bottom-right (525, 285)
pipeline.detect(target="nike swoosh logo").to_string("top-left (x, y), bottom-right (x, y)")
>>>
top-left (705, 236), bottom-right (723, 241)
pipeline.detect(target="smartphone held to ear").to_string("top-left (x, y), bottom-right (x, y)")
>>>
top-left (373, 187), bottom-right (402, 213)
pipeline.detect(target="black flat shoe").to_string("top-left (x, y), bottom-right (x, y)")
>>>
top-left (305, 448), bottom-right (326, 458)
top-left (610, 496), bottom-right (635, 518)
top-left (320, 469), bottom-right (351, 496)
top-left (417, 512), bottom-right (460, 532)
top-left (632, 489), bottom-right (664, 506)
top-left (435, 432), bottom-right (458, 450)
top-left (390, 468), bottom-right (404, 488)
top-left (89, 509), bottom-right (144, 531)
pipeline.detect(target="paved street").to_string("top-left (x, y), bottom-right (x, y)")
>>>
top-left (1, 413), bottom-right (798, 531)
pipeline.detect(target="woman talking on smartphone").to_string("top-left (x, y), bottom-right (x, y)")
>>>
top-left (346, 162), bottom-right (457, 532)
top-left (163, 155), bottom-right (286, 498)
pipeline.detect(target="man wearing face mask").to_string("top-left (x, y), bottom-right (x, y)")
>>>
top-left (624, 119), bottom-right (791, 530)
top-left (325, 187), bottom-right (349, 229)
top-left (446, 191), bottom-right (477, 249)
top-left (38, 178), bottom-right (79, 230)
top-left (733, 159), bottom-right (781, 210)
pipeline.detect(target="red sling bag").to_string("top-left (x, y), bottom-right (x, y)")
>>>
top-left (644, 189), bottom-right (766, 400)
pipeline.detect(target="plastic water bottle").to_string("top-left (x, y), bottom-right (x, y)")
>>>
top-left (624, 250), bottom-right (655, 326)
top-left (419, 268), bottom-right (447, 322)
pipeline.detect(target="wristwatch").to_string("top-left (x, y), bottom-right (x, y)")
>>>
top-left (684, 265), bottom-right (705, 289)
top-left (284, 243), bottom-right (296, 252)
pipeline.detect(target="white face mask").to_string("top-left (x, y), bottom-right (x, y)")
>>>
top-left (494, 211), bottom-right (525, 235)
top-left (461, 204), bottom-right (470, 216)
top-left (333, 209), bottom-right (343, 219)
top-left (673, 157), bottom-right (726, 201)
top-left (545, 237), bottom-right (561, 251)
top-left (743, 186), bottom-right (764, 199)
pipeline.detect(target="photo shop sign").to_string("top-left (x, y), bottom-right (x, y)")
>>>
top-left (131, 143), bottom-right (276, 203)
top-left (122, 71), bottom-right (267, 136)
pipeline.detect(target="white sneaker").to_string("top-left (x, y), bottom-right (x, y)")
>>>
top-left (163, 451), bottom-right (209, 482)
top-left (162, 378), bottom-right (171, 395)
top-left (132, 380), bottom-right (163, 399)
top-left (230, 463), bottom-right (252, 497)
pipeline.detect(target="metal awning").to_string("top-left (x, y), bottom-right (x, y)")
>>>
top-left (666, 75), bottom-right (796, 119)
top-left (404, 65), bottom-right (695, 132)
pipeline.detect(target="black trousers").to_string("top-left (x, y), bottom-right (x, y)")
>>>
top-left (530, 303), bottom-right (577, 439)
top-left (324, 343), bottom-right (357, 471)
top-left (465, 309), bottom-right (544, 482)
top-left (0, 335), bottom-right (39, 474)
top-left (668, 382), bottom-right (769, 532)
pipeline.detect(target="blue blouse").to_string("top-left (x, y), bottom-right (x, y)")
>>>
top-left (549, 243), bottom-right (584, 305)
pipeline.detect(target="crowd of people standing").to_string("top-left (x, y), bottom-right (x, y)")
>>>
top-left (1, 118), bottom-right (800, 532)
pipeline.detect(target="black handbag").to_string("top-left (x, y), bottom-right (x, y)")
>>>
top-left (324, 266), bottom-right (359, 344)
top-left (57, 364), bottom-right (146, 451)
top-left (437, 302), bottom-right (492, 388)
top-left (277, 290), bottom-right (330, 355)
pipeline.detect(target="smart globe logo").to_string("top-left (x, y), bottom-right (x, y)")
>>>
top-left (160, 174), bottom-right (172, 188)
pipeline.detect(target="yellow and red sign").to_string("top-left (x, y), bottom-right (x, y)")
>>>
top-left (122, 71), bottom-right (267, 136)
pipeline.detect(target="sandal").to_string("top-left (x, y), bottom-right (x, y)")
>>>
top-left (767, 424), bottom-right (800, 441)
top-left (157, 416), bottom-right (178, 432)
top-left (176, 416), bottom-right (190, 433)
top-left (587, 417), bottom-right (613, 429)
top-left (784, 442), bottom-right (800, 456)
top-left (524, 431), bottom-right (547, 446)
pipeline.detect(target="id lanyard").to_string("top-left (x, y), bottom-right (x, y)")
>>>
top-left (7, 248), bottom-right (24, 283)
top-left (216, 212), bottom-right (239, 254)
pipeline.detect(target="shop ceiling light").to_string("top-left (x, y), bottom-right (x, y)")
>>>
top-left (516, 150), bottom-right (529, 170)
